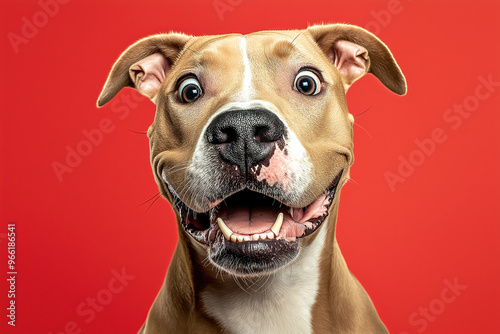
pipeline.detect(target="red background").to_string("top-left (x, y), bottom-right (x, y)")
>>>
top-left (1, 0), bottom-right (499, 333)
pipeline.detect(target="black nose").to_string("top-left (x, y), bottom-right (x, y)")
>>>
top-left (206, 109), bottom-right (285, 173)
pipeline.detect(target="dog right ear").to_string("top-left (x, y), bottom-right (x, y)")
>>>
top-left (97, 33), bottom-right (192, 107)
top-left (307, 24), bottom-right (406, 95)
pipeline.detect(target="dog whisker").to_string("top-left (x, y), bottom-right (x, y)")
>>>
top-left (166, 163), bottom-right (190, 175)
top-left (144, 194), bottom-right (162, 214)
top-left (290, 32), bottom-right (302, 46)
top-left (128, 129), bottom-right (148, 135)
top-left (353, 122), bottom-right (373, 138)
top-left (232, 275), bottom-right (252, 295)
top-left (346, 177), bottom-right (359, 185)
top-left (353, 104), bottom-right (373, 118)
top-left (138, 192), bottom-right (161, 207)
top-left (186, 47), bottom-right (201, 56)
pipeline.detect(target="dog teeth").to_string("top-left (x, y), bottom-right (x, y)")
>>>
top-left (271, 213), bottom-right (284, 237)
top-left (217, 218), bottom-right (233, 240)
top-left (217, 213), bottom-right (284, 242)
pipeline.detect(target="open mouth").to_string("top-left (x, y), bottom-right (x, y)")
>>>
top-left (172, 171), bottom-right (342, 245)
top-left (167, 171), bottom-right (342, 274)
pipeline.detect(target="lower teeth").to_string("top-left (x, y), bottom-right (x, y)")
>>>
top-left (217, 214), bottom-right (283, 242)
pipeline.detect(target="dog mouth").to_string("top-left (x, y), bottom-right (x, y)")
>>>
top-left (172, 173), bottom-right (342, 244)
top-left (167, 171), bottom-right (342, 275)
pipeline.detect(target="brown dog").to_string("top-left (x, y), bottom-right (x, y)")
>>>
top-left (98, 23), bottom-right (406, 333)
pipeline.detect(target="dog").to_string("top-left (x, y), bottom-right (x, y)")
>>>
top-left (97, 23), bottom-right (406, 334)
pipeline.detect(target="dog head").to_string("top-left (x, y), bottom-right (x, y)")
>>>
top-left (98, 24), bottom-right (406, 276)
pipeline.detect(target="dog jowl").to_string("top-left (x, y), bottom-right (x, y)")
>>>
top-left (98, 24), bottom-right (406, 334)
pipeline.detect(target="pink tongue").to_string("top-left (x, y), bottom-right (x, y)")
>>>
top-left (218, 206), bottom-right (280, 235)
top-left (214, 193), bottom-right (329, 241)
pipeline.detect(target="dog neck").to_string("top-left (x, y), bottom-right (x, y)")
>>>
top-left (199, 213), bottom-right (328, 334)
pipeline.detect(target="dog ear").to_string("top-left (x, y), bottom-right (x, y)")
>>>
top-left (97, 33), bottom-right (192, 107)
top-left (306, 24), bottom-right (406, 95)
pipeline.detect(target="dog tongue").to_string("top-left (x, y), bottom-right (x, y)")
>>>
top-left (217, 206), bottom-right (281, 235)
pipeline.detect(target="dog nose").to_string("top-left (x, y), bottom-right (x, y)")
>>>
top-left (206, 109), bottom-right (285, 173)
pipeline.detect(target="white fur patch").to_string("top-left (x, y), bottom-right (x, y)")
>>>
top-left (201, 223), bottom-right (327, 334)
top-left (239, 36), bottom-right (253, 101)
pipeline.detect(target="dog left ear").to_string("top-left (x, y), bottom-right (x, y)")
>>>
top-left (306, 24), bottom-right (407, 95)
top-left (97, 33), bottom-right (192, 107)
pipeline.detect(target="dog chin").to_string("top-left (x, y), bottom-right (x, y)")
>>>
top-left (209, 238), bottom-right (300, 276)
top-left (164, 171), bottom-right (342, 276)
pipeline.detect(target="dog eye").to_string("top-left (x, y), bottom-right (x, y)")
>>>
top-left (294, 70), bottom-right (321, 96)
top-left (178, 77), bottom-right (203, 103)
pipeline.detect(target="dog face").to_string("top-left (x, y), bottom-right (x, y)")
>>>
top-left (98, 24), bottom-right (405, 276)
